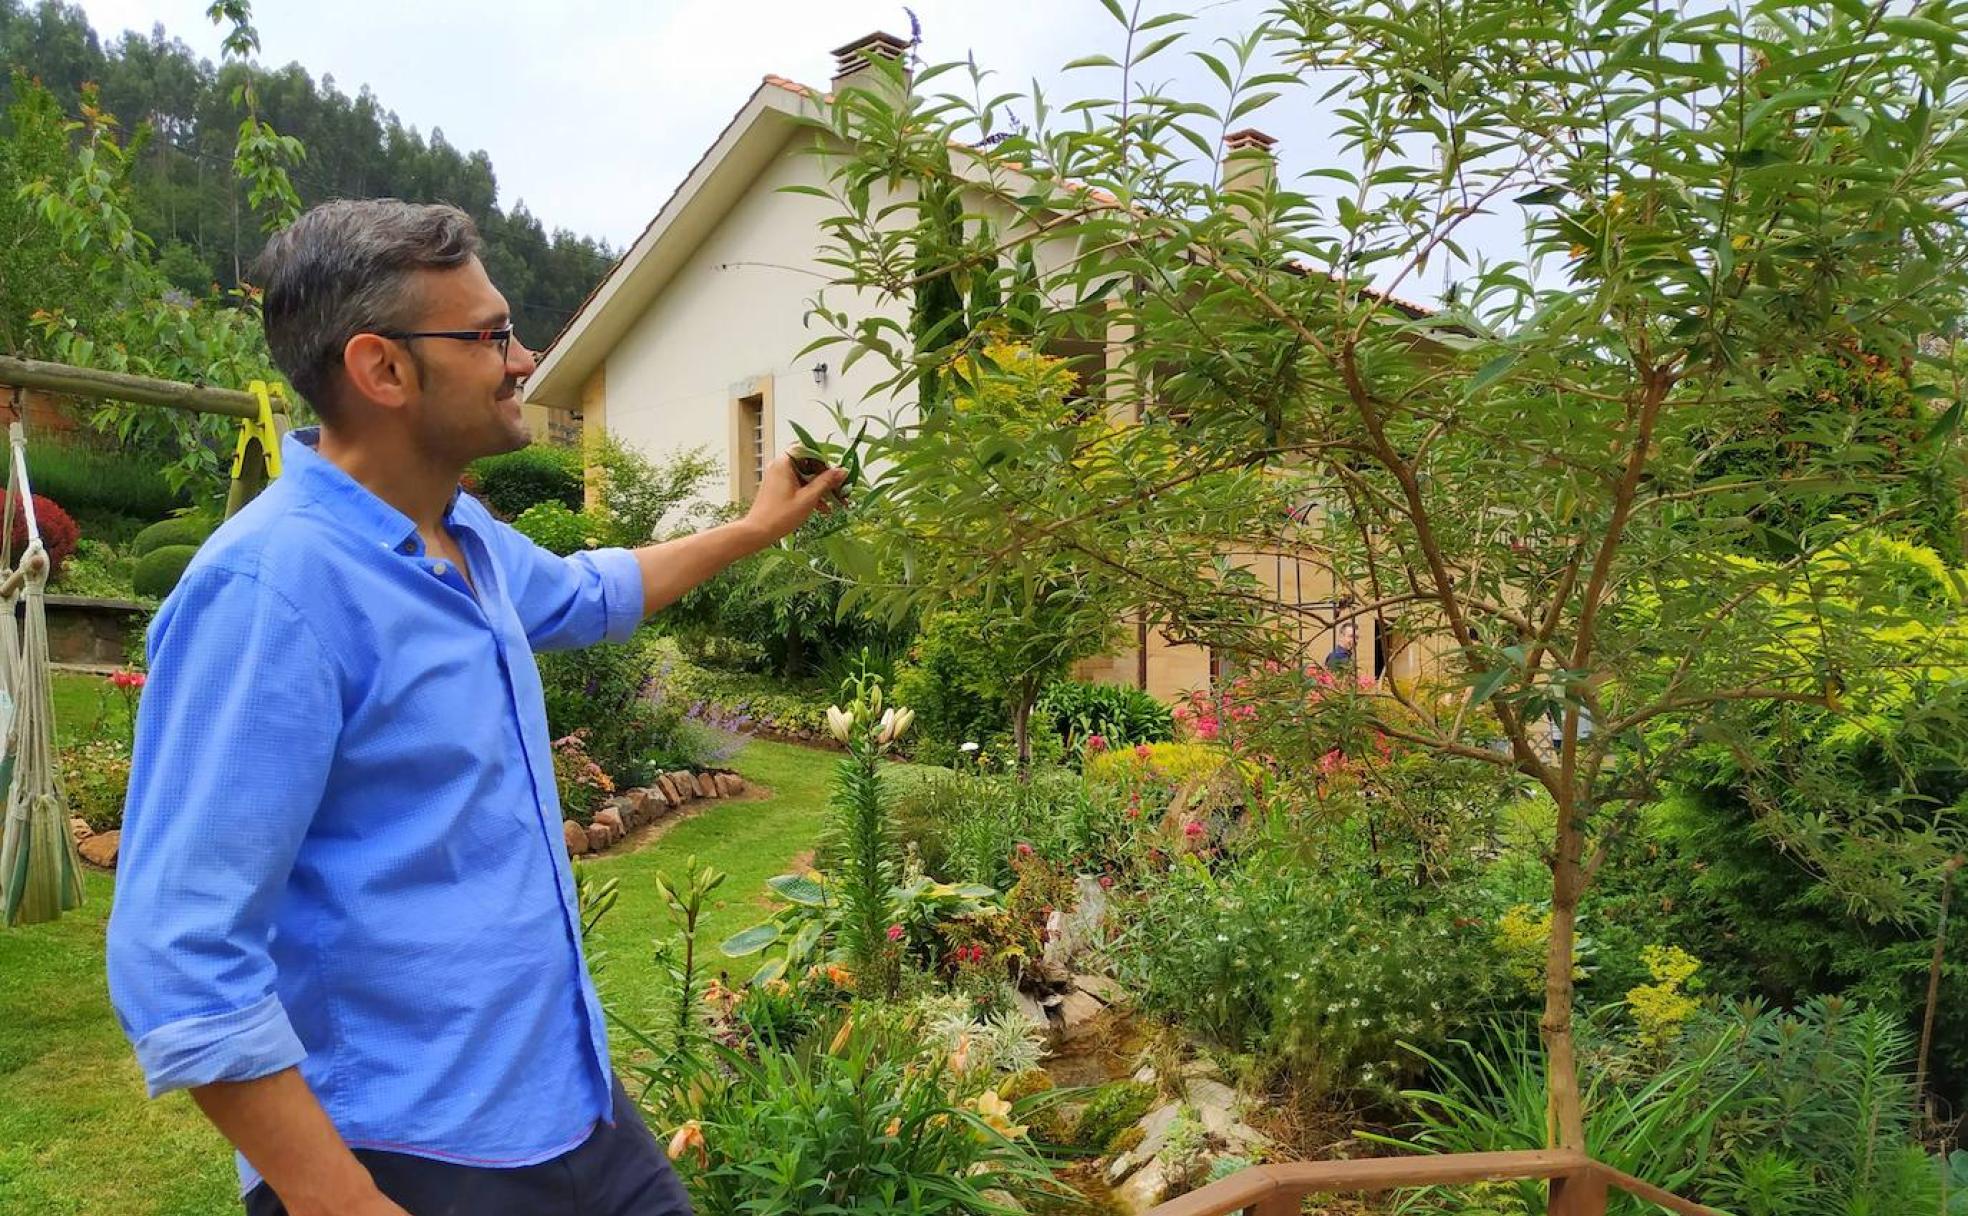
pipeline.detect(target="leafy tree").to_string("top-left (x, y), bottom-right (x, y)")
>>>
top-left (803, 0), bottom-right (1968, 1155)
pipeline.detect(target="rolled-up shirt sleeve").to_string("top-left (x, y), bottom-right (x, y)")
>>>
top-left (106, 565), bottom-right (341, 1097)
top-left (481, 513), bottom-right (644, 651)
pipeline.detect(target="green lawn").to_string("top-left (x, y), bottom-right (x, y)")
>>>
top-left (0, 699), bottom-right (836, 1216)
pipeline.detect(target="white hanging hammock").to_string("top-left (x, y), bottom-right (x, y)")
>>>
top-left (0, 419), bottom-right (82, 926)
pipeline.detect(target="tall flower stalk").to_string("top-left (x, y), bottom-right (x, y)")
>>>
top-left (825, 670), bottom-right (914, 999)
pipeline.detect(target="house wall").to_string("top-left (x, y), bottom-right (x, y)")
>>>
top-left (601, 131), bottom-right (905, 516)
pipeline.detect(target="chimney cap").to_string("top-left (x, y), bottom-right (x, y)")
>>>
top-left (1224, 128), bottom-right (1278, 151)
top-left (831, 30), bottom-right (911, 61)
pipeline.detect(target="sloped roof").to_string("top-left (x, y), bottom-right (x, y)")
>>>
top-left (526, 70), bottom-right (1447, 408)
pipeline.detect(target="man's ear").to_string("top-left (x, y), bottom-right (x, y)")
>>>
top-left (340, 333), bottom-right (419, 412)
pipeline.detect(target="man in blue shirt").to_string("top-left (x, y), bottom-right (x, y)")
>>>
top-left (105, 199), bottom-right (845, 1216)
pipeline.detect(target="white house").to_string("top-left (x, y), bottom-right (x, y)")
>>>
top-left (525, 32), bottom-right (1439, 697)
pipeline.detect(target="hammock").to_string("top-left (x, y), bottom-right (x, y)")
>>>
top-left (0, 419), bottom-right (82, 926)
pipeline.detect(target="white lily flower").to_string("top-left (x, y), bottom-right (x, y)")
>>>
top-left (826, 705), bottom-right (854, 744)
top-left (889, 707), bottom-right (915, 741)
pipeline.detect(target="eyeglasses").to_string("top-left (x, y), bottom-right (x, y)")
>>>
top-left (372, 324), bottom-right (518, 363)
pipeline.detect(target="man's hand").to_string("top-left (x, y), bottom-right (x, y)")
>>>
top-left (190, 1069), bottom-right (410, 1216)
top-left (629, 449), bottom-right (847, 615)
top-left (744, 448), bottom-right (849, 546)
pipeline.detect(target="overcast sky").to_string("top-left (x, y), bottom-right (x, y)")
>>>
top-left (68, 0), bottom-right (1526, 303)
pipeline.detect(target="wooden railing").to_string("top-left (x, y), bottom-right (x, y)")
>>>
top-left (1141, 1149), bottom-right (1727, 1216)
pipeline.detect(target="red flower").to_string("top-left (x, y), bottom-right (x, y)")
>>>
top-left (1015, 842), bottom-right (1035, 858)
top-left (1183, 820), bottom-right (1204, 839)
top-left (1098, 874), bottom-right (1115, 889)
top-left (1085, 734), bottom-right (1108, 753)
top-left (108, 670), bottom-right (146, 690)
top-left (1134, 744), bottom-right (1154, 760)
top-left (886, 923), bottom-right (905, 942)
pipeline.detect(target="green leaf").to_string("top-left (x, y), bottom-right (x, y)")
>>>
top-left (1464, 353), bottom-right (1518, 398)
top-left (719, 923), bottom-right (781, 957)
top-left (1064, 54), bottom-right (1122, 71)
top-left (767, 873), bottom-right (828, 906)
top-left (1468, 664), bottom-right (1515, 707)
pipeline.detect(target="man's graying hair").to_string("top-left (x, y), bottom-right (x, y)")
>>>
top-left (256, 199), bottom-right (481, 416)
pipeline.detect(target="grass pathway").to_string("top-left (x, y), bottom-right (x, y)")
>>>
top-left (0, 716), bottom-right (834, 1216)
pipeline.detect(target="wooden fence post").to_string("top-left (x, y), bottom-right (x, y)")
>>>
top-left (1549, 1170), bottom-right (1609, 1216)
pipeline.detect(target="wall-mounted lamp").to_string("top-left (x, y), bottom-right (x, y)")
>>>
top-left (811, 362), bottom-right (828, 386)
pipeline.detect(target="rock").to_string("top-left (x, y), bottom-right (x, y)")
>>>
top-left (660, 774), bottom-right (687, 804)
top-left (586, 822), bottom-right (613, 852)
top-left (69, 817), bottom-right (90, 843)
top-left (1130, 1103), bottom-right (1185, 1162)
top-left (715, 773), bottom-right (745, 797)
top-left (694, 772), bottom-right (717, 799)
top-left (632, 788), bottom-right (658, 817)
top-left (1112, 1157), bottom-right (1169, 1212)
top-left (1009, 989), bottom-right (1051, 1033)
top-left (1041, 875), bottom-right (1111, 970)
top-left (1058, 990), bottom-right (1105, 1041)
top-left (78, 829), bottom-right (120, 868)
top-left (564, 819), bottom-right (590, 856)
top-left (1133, 1063), bottom-right (1158, 1086)
top-left (593, 807), bottom-right (625, 836)
top-left (646, 784), bottom-right (673, 810)
top-left (1074, 973), bottom-right (1127, 1006)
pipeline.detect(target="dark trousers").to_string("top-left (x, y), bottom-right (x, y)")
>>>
top-left (244, 1076), bottom-right (694, 1216)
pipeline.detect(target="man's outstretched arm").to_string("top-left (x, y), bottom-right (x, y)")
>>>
top-left (629, 449), bottom-right (847, 615)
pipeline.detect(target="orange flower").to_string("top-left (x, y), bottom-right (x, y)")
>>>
top-left (666, 1120), bottom-right (707, 1168)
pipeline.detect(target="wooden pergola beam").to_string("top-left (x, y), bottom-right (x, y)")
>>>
top-left (0, 354), bottom-right (261, 420)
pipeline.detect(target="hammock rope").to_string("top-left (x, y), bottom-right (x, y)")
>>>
top-left (0, 417), bottom-right (82, 926)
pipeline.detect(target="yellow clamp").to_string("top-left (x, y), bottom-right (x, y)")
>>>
top-left (231, 380), bottom-right (286, 481)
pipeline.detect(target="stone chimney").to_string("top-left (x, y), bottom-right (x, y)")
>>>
top-left (1221, 128), bottom-right (1278, 195)
top-left (830, 31), bottom-right (912, 98)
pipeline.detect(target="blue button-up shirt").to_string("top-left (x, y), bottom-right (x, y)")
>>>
top-left (106, 429), bottom-right (646, 1193)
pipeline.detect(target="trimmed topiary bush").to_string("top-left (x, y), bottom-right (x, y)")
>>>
top-left (132, 544), bottom-right (198, 600)
top-left (9, 493), bottom-right (79, 579)
top-left (131, 516), bottom-right (214, 558)
top-left (467, 444), bottom-right (584, 518)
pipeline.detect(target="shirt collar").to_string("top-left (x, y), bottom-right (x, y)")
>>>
top-left (282, 428), bottom-right (465, 553)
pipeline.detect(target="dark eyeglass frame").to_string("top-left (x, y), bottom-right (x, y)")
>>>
top-left (372, 324), bottom-right (517, 362)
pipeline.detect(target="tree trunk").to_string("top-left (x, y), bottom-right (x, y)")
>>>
top-left (1542, 794), bottom-right (1589, 1152)
top-left (1012, 678), bottom-right (1038, 769)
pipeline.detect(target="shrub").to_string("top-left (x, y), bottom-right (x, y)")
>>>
top-left (1036, 680), bottom-right (1175, 752)
top-left (131, 543), bottom-right (198, 599)
top-left (512, 501), bottom-right (604, 556)
top-left (18, 441), bottom-right (182, 519)
top-left (893, 609), bottom-right (1014, 765)
top-left (59, 736), bottom-right (131, 832)
top-left (585, 434), bottom-right (720, 546)
top-left (1084, 741), bottom-right (1234, 787)
top-left (1113, 852), bottom-right (1509, 1097)
top-left (1391, 998), bottom-right (1942, 1216)
top-left (53, 537), bottom-right (134, 599)
top-left (467, 443), bottom-right (583, 518)
top-left (890, 765), bottom-right (1137, 887)
top-left (647, 1015), bottom-right (1062, 1216)
top-left (131, 516), bottom-right (212, 557)
top-left (9, 492), bottom-right (78, 578)
top-left (659, 652), bottom-right (829, 737)
top-left (1072, 1081), bottom-right (1154, 1152)
top-left (552, 729), bottom-right (615, 824)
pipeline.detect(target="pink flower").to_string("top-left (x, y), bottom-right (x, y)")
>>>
top-left (1230, 704), bottom-right (1256, 722)
top-left (1172, 704), bottom-right (1193, 723)
top-left (1319, 749), bottom-right (1347, 775)
top-left (1183, 820), bottom-right (1204, 839)
top-left (1135, 744), bottom-right (1154, 760)
top-left (1098, 874), bottom-right (1115, 889)
top-left (886, 923), bottom-right (905, 942)
top-left (1085, 734), bottom-right (1108, 753)
top-left (1015, 842), bottom-right (1035, 858)
top-left (109, 670), bottom-right (146, 690)
top-left (1193, 718), bottom-right (1220, 742)
top-left (1125, 805), bottom-right (1141, 820)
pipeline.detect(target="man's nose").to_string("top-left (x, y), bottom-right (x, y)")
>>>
top-left (509, 340), bottom-right (539, 378)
